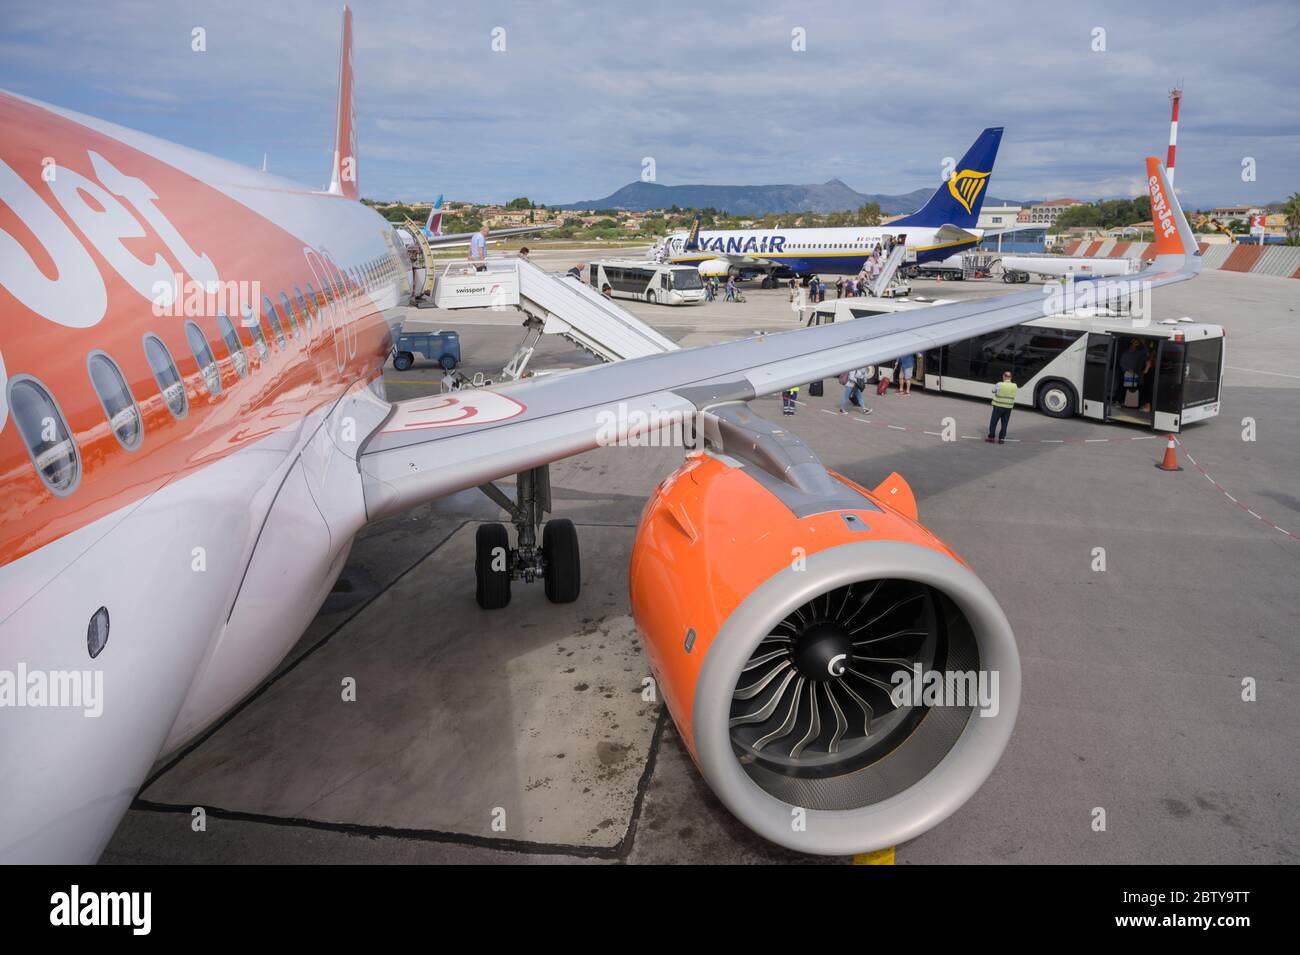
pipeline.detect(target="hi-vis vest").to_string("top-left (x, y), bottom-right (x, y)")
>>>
top-left (992, 381), bottom-right (1018, 409)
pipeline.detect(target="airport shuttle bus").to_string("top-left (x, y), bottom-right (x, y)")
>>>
top-left (588, 260), bottom-right (705, 305)
top-left (921, 315), bottom-right (1224, 432)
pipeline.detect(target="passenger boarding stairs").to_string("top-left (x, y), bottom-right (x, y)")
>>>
top-left (432, 257), bottom-right (678, 379)
top-left (400, 219), bottom-right (437, 297)
top-left (869, 244), bottom-right (909, 298)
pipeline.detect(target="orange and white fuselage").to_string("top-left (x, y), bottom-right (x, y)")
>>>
top-left (0, 67), bottom-right (409, 859)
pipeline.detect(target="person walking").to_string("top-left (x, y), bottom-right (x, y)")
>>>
top-left (986, 371), bottom-right (1018, 444)
top-left (781, 384), bottom-right (799, 416)
top-left (837, 368), bottom-right (874, 414)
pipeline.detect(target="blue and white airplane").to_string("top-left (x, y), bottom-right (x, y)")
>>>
top-left (659, 128), bottom-right (1003, 282)
top-left (408, 193), bottom-right (556, 247)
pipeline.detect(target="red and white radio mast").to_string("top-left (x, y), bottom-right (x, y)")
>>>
top-left (1167, 85), bottom-right (1183, 185)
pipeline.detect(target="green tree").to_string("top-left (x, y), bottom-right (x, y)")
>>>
top-left (1282, 193), bottom-right (1300, 242)
top-left (506, 197), bottom-right (532, 209)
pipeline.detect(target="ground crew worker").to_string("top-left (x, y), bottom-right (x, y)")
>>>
top-left (986, 371), bottom-right (1017, 443)
top-left (782, 384), bottom-right (799, 416)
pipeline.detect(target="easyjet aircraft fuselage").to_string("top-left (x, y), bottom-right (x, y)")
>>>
top-left (0, 87), bottom-right (409, 860)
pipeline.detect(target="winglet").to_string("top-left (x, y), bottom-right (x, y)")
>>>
top-left (1145, 156), bottom-right (1198, 273)
top-left (327, 6), bottom-right (358, 199)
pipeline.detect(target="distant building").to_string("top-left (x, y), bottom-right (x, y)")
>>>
top-left (1208, 205), bottom-right (1260, 222)
top-left (1027, 199), bottom-right (1086, 225)
top-left (978, 205), bottom-right (1022, 230)
top-left (978, 225), bottom-right (1047, 254)
top-left (1107, 221), bottom-right (1153, 237)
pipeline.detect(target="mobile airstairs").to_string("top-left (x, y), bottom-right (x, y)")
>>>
top-left (868, 243), bottom-right (910, 298)
top-left (431, 257), bottom-right (678, 380)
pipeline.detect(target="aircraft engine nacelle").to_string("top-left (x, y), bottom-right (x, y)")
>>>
top-left (696, 258), bottom-right (732, 277)
top-left (628, 411), bottom-right (1020, 855)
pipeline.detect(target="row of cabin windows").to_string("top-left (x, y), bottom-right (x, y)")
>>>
top-left (7, 250), bottom-right (403, 496)
top-left (781, 241), bottom-right (880, 251)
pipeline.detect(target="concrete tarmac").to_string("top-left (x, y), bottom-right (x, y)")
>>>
top-left (104, 254), bottom-right (1300, 864)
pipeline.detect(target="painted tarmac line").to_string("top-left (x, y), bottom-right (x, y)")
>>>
top-left (1176, 439), bottom-right (1300, 542)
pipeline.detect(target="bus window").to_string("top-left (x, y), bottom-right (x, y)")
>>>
top-left (975, 330), bottom-right (1018, 381)
top-left (1082, 334), bottom-right (1113, 407)
top-left (1016, 327), bottom-right (1083, 382)
top-left (1182, 339), bottom-right (1222, 407)
top-left (1155, 342), bottom-right (1186, 417)
top-left (672, 269), bottom-right (702, 291)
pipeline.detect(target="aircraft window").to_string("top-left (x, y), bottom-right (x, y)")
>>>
top-left (328, 262), bottom-right (347, 301)
top-left (185, 320), bottom-right (222, 395)
top-left (241, 307), bottom-right (269, 362)
top-left (294, 285), bottom-right (313, 334)
top-left (262, 295), bottom-right (287, 348)
top-left (216, 311), bottom-right (249, 378)
top-left (8, 375), bottom-right (80, 494)
top-left (279, 292), bottom-right (302, 339)
top-left (305, 282), bottom-right (324, 322)
top-left (143, 333), bottom-right (187, 418)
top-left (87, 351), bottom-right (143, 450)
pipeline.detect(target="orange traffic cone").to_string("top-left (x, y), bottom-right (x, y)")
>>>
top-left (1155, 434), bottom-right (1182, 471)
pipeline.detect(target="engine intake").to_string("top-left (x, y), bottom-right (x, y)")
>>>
top-left (629, 404), bottom-right (1019, 855)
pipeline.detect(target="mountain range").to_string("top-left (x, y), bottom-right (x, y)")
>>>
top-left (556, 179), bottom-right (1030, 216)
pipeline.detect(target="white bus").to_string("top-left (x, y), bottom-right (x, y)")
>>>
top-left (588, 260), bottom-right (704, 306)
top-left (919, 314), bottom-right (1224, 432)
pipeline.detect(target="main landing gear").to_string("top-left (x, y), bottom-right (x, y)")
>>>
top-left (474, 464), bottom-right (581, 610)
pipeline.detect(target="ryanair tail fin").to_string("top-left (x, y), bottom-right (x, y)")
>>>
top-left (426, 194), bottom-right (444, 236)
top-left (892, 127), bottom-right (1002, 229)
top-left (684, 216), bottom-right (702, 251)
top-left (327, 6), bottom-right (358, 199)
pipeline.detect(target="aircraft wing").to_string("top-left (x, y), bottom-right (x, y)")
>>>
top-left (426, 224), bottom-right (556, 248)
top-left (359, 159), bottom-right (1197, 520)
top-left (687, 250), bottom-right (785, 269)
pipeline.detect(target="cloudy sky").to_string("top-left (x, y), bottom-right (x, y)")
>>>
top-left (2, 0), bottom-right (1296, 207)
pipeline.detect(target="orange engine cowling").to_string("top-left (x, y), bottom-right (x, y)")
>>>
top-left (629, 410), bottom-right (1020, 856)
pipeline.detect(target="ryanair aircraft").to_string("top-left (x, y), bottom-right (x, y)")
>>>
top-left (659, 128), bottom-right (1003, 283)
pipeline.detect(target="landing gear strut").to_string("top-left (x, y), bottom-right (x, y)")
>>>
top-left (475, 464), bottom-right (581, 609)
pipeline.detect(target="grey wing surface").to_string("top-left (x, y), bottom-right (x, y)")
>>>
top-left (360, 161), bottom-right (1198, 522)
top-left (425, 224), bottom-right (557, 248)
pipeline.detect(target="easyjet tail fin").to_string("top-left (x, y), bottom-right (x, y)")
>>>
top-left (1144, 157), bottom-right (1200, 274)
top-left (327, 6), bottom-right (358, 199)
